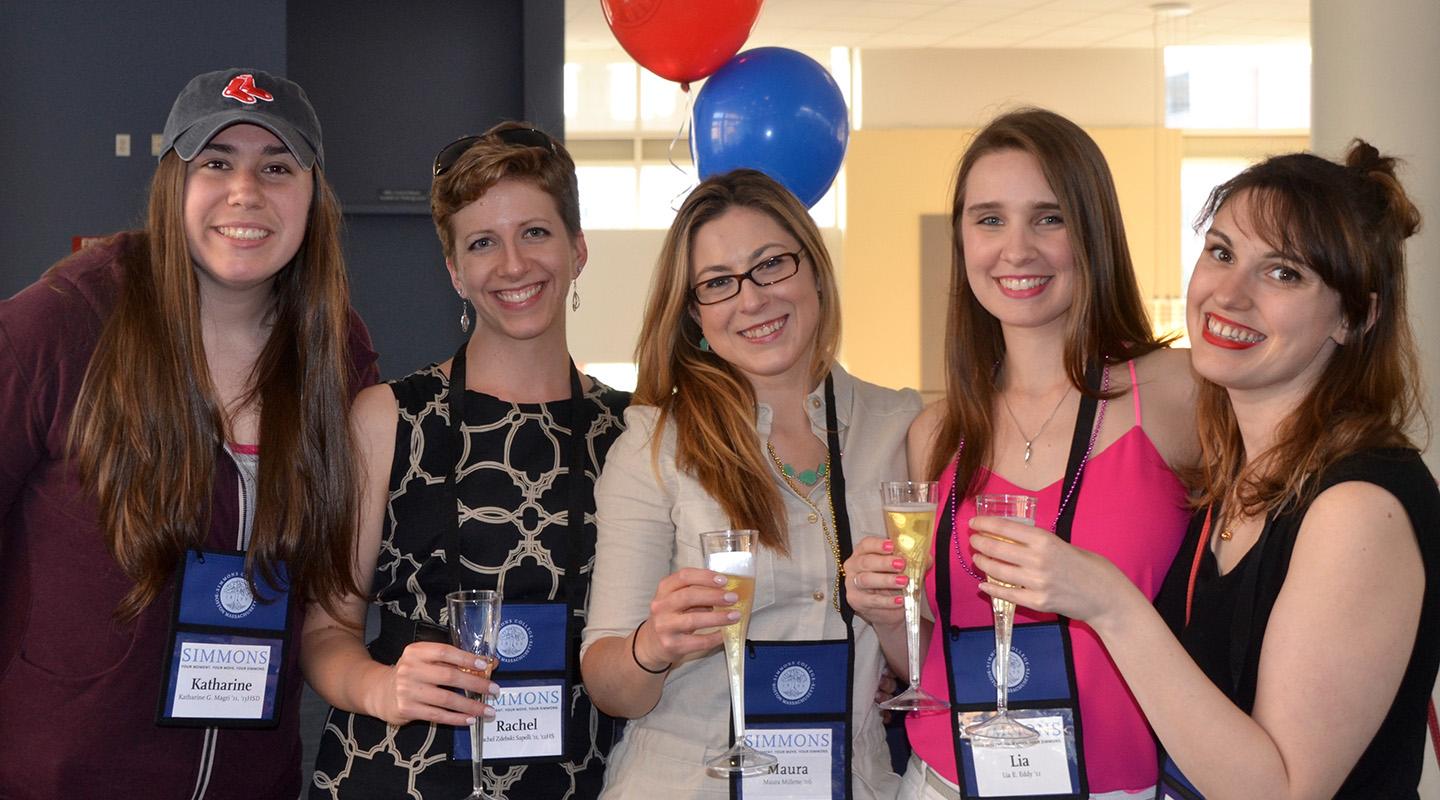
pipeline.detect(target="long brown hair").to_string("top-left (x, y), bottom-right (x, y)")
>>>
top-left (633, 169), bottom-right (840, 554)
top-left (70, 151), bottom-right (362, 621)
top-left (1192, 140), bottom-right (1426, 517)
top-left (926, 108), bottom-right (1170, 486)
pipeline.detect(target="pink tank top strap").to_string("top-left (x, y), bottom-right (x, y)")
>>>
top-left (1128, 359), bottom-right (1142, 426)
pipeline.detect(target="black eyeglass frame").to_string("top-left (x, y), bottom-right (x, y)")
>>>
top-left (689, 250), bottom-right (806, 306)
top-left (432, 128), bottom-right (557, 177)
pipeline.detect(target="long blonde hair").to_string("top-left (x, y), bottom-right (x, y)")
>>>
top-left (70, 152), bottom-right (362, 621)
top-left (633, 169), bottom-right (840, 554)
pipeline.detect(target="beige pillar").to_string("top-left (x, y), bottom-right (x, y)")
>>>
top-left (1312, 0), bottom-right (1440, 476)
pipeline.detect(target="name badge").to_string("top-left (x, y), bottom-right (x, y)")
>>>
top-left (453, 602), bottom-right (569, 763)
top-left (740, 640), bottom-right (850, 799)
top-left (740, 724), bottom-right (842, 799)
top-left (157, 550), bottom-right (289, 727)
top-left (958, 711), bottom-right (1078, 797)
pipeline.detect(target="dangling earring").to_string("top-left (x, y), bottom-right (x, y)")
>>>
top-left (699, 336), bottom-right (710, 352)
top-left (571, 282), bottom-right (581, 311)
top-left (459, 296), bottom-right (471, 334)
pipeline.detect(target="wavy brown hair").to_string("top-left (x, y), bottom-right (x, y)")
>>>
top-left (1192, 140), bottom-right (1426, 518)
top-left (633, 169), bottom-right (840, 554)
top-left (70, 151), bottom-right (362, 621)
top-left (926, 108), bottom-right (1171, 486)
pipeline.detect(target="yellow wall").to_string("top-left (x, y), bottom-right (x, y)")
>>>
top-left (840, 125), bottom-right (1182, 393)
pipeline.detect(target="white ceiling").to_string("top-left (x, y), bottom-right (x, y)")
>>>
top-left (566, 0), bottom-right (1310, 52)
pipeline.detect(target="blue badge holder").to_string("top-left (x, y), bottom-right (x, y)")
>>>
top-left (156, 549), bottom-right (290, 728)
top-left (1158, 757), bottom-right (1205, 800)
top-left (737, 639), bottom-right (851, 800)
top-left (453, 601), bottom-right (571, 764)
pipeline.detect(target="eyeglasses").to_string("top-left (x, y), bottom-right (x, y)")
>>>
top-left (690, 251), bottom-right (804, 306)
top-left (432, 128), bottom-right (557, 176)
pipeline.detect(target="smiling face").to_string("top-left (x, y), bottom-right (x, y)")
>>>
top-left (183, 124), bottom-right (314, 296)
top-left (445, 177), bottom-right (586, 346)
top-left (959, 149), bottom-right (1076, 336)
top-left (689, 206), bottom-right (820, 392)
top-left (1187, 190), bottom-right (1348, 405)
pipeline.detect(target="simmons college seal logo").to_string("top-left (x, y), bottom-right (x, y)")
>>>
top-left (772, 661), bottom-right (816, 706)
top-left (215, 573), bottom-right (255, 619)
top-left (986, 645), bottom-right (1030, 693)
top-left (496, 619), bottom-right (533, 662)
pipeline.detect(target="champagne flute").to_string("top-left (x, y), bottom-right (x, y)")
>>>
top-left (964, 494), bottom-right (1040, 745)
top-left (699, 529), bottom-right (777, 777)
top-left (877, 481), bottom-right (948, 712)
top-left (447, 589), bottom-right (503, 799)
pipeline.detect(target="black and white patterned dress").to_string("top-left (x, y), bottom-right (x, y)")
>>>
top-left (311, 364), bottom-right (629, 800)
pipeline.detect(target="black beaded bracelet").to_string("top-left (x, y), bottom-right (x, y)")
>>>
top-left (631, 618), bottom-right (671, 675)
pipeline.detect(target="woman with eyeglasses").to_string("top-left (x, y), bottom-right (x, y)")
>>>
top-left (844, 108), bottom-right (1199, 799)
top-left (580, 168), bottom-right (922, 797)
top-left (304, 121), bottom-right (628, 799)
top-left (0, 68), bottom-right (377, 798)
top-left (966, 142), bottom-right (1440, 799)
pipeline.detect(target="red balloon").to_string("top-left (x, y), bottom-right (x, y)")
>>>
top-left (600, 0), bottom-right (764, 86)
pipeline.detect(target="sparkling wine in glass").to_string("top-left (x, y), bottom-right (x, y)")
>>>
top-left (964, 494), bottom-right (1041, 746)
top-left (699, 529), bottom-right (778, 777)
top-left (878, 481), bottom-right (948, 713)
top-left (448, 589), bottom-right (503, 799)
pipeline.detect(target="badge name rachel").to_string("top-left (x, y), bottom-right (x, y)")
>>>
top-left (454, 682), bottom-right (566, 761)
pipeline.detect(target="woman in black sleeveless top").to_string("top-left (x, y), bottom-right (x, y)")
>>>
top-left (965, 140), bottom-right (1440, 799)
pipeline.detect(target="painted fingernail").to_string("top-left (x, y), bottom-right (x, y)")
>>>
top-left (894, 575), bottom-right (909, 586)
top-left (466, 716), bottom-right (478, 724)
top-left (882, 540), bottom-right (894, 553)
top-left (723, 592), bottom-right (738, 603)
top-left (714, 575), bottom-right (727, 585)
top-left (481, 707), bottom-right (497, 720)
top-left (727, 611), bottom-right (740, 622)
top-left (474, 657), bottom-right (488, 669)
top-left (891, 558), bottom-right (905, 570)
top-left (893, 596), bottom-right (904, 605)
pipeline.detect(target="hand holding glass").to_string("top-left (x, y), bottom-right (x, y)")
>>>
top-left (877, 481), bottom-right (947, 713)
top-left (448, 589), bottom-right (503, 799)
top-left (964, 494), bottom-right (1041, 745)
top-left (699, 529), bottom-right (777, 777)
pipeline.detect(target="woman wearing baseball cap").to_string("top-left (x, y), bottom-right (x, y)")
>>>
top-left (0, 68), bottom-right (378, 797)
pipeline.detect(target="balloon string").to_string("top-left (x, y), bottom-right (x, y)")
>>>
top-left (667, 86), bottom-right (697, 211)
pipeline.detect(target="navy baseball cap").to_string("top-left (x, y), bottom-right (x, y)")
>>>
top-left (159, 68), bottom-right (323, 170)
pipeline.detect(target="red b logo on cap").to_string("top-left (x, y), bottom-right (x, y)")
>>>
top-left (222, 74), bottom-right (274, 105)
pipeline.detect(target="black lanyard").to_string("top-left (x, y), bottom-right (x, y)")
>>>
top-left (933, 362), bottom-right (1102, 799)
top-left (441, 340), bottom-right (588, 612)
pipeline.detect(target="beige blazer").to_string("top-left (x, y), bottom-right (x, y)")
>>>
top-left (583, 366), bottom-right (922, 798)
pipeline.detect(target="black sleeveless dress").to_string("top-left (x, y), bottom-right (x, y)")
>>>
top-left (1155, 447), bottom-right (1440, 798)
top-left (311, 364), bottom-right (629, 799)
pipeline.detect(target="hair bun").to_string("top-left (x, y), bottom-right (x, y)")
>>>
top-left (1345, 138), bottom-right (1422, 240)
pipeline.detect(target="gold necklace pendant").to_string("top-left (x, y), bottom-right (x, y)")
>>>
top-left (1023, 440), bottom-right (1034, 465)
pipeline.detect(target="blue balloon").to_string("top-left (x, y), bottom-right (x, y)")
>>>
top-left (692, 47), bottom-right (849, 208)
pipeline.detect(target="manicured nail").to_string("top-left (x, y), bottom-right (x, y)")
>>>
top-left (891, 558), bottom-right (905, 571)
top-left (474, 657), bottom-right (488, 669)
top-left (882, 540), bottom-right (894, 553)
top-left (893, 595), bottom-right (904, 605)
top-left (727, 611), bottom-right (740, 622)
top-left (894, 575), bottom-right (909, 586)
top-left (481, 707), bottom-right (496, 720)
top-left (724, 592), bottom-right (738, 603)
top-left (466, 716), bottom-right (478, 724)
top-left (714, 575), bottom-right (727, 585)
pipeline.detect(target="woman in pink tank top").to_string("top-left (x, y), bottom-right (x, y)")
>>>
top-left (843, 108), bottom-right (1198, 800)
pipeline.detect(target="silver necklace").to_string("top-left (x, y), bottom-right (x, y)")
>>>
top-left (1000, 384), bottom-right (1071, 466)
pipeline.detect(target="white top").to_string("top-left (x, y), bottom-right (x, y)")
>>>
top-left (582, 365), bottom-right (922, 798)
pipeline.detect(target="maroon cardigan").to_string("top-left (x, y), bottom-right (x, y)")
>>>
top-left (0, 233), bottom-right (379, 799)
